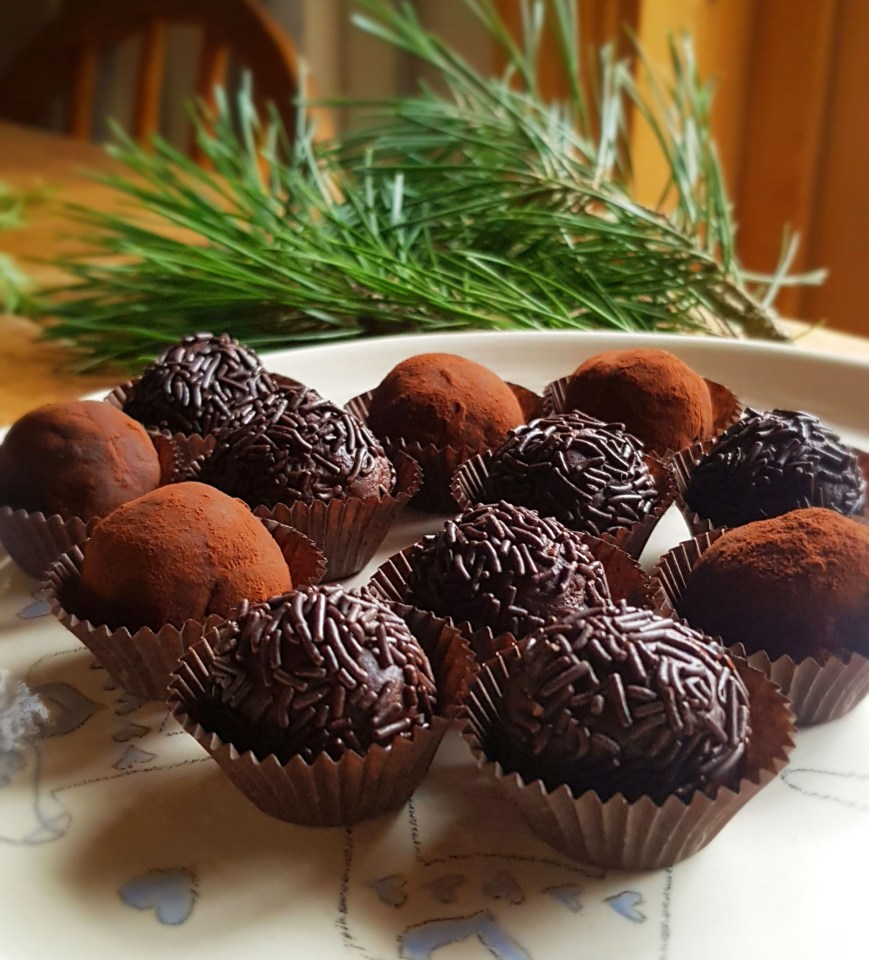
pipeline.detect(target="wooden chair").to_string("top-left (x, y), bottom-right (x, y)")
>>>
top-left (0, 0), bottom-right (333, 159)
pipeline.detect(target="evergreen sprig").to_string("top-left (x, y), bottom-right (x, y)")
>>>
top-left (39, 0), bottom-right (822, 371)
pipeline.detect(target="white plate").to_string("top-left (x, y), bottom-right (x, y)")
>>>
top-left (1, 331), bottom-right (867, 960)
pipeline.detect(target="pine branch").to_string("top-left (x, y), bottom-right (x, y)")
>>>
top-left (36, 0), bottom-right (824, 370)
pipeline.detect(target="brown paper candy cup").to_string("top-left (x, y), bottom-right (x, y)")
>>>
top-left (368, 535), bottom-right (667, 664)
top-left (461, 646), bottom-right (794, 869)
top-left (0, 505), bottom-right (95, 580)
top-left (672, 441), bottom-right (869, 537)
top-left (250, 451), bottom-right (422, 581)
top-left (167, 605), bottom-right (474, 826)
top-left (450, 451), bottom-right (676, 561)
top-left (543, 375), bottom-right (743, 455)
top-left (43, 520), bottom-right (325, 700)
top-left (346, 386), bottom-right (543, 513)
top-left (653, 530), bottom-right (869, 725)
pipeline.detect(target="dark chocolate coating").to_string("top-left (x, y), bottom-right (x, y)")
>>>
top-left (0, 400), bottom-right (161, 520)
top-left (209, 586), bottom-right (437, 762)
top-left (482, 412), bottom-right (658, 538)
top-left (678, 508), bottom-right (869, 662)
top-left (367, 353), bottom-right (525, 450)
top-left (196, 386), bottom-right (395, 507)
top-left (685, 408), bottom-right (865, 528)
top-left (122, 333), bottom-right (276, 435)
top-left (405, 501), bottom-right (611, 638)
top-left (497, 604), bottom-right (751, 802)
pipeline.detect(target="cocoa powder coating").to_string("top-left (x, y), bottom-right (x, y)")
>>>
top-left (0, 400), bottom-right (161, 520)
top-left (563, 348), bottom-right (714, 454)
top-left (367, 353), bottom-right (525, 450)
top-left (678, 508), bottom-right (869, 662)
top-left (75, 482), bottom-right (292, 631)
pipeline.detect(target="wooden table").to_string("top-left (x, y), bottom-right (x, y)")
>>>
top-left (2, 120), bottom-right (869, 426)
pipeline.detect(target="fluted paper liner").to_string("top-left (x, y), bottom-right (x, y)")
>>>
top-left (167, 605), bottom-right (475, 826)
top-left (369, 535), bottom-right (667, 664)
top-left (653, 530), bottom-right (869, 725)
top-left (451, 451), bottom-right (675, 560)
top-left (43, 521), bottom-right (326, 700)
top-left (672, 441), bottom-right (869, 537)
top-left (543, 375), bottom-right (743, 455)
top-left (0, 506), bottom-right (95, 579)
top-left (347, 385), bottom-right (544, 513)
top-left (462, 646), bottom-right (794, 869)
top-left (246, 451), bottom-right (421, 581)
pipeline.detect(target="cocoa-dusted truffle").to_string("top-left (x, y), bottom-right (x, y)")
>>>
top-left (685, 408), bottom-right (865, 528)
top-left (481, 412), bottom-right (658, 538)
top-left (367, 353), bottom-right (525, 450)
top-left (208, 586), bottom-right (437, 762)
top-left (562, 348), bottom-right (713, 453)
top-left (76, 482), bottom-right (291, 631)
top-left (498, 604), bottom-right (751, 802)
top-left (678, 508), bottom-right (869, 662)
top-left (196, 388), bottom-right (394, 507)
top-left (121, 332), bottom-right (276, 435)
top-left (0, 400), bottom-right (161, 520)
top-left (404, 502), bottom-right (611, 637)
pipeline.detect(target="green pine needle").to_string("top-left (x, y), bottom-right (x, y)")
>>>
top-left (37, 0), bottom-right (824, 371)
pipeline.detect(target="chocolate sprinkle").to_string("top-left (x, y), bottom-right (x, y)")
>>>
top-left (122, 333), bottom-right (277, 435)
top-left (481, 412), bottom-right (658, 537)
top-left (196, 385), bottom-right (395, 507)
top-left (405, 502), bottom-right (611, 638)
top-left (498, 603), bottom-right (751, 802)
top-left (685, 408), bottom-right (865, 527)
top-left (208, 586), bottom-right (437, 762)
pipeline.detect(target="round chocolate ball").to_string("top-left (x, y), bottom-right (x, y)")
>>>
top-left (498, 604), bottom-right (751, 802)
top-left (563, 348), bottom-right (714, 453)
top-left (481, 412), bottom-right (658, 538)
top-left (76, 482), bottom-right (292, 631)
top-left (0, 400), bottom-right (161, 520)
top-left (678, 508), bottom-right (869, 662)
top-left (404, 501), bottom-right (611, 637)
top-left (367, 353), bottom-right (525, 450)
top-left (685, 408), bottom-right (865, 528)
top-left (121, 332), bottom-right (276, 435)
top-left (209, 586), bottom-right (437, 762)
top-left (196, 387), bottom-right (394, 508)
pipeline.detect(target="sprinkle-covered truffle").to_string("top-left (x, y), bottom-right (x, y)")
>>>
top-left (481, 412), bottom-right (658, 538)
top-left (562, 348), bottom-right (714, 453)
top-left (196, 387), bottom-right (395, 508)
top-left (685, 409), bottom-right (865, 528)
top-left (678, 508), bottom-right (869, 662)
top-left (122, 333), bottom-right (276, 435)
top-left (209, 586), bottom-right (437, 762)
top-left (75, 482), bottom-right (292, 631)
top-left (367, 353), bottom-right (525, 450)
top-left (0, 400), bottom-right (161, 520)
top-left (404, 502), bottom-right (611, 637)
top-left (498, 604), bottom-right (751, 802)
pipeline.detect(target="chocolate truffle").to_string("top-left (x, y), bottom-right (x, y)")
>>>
top-left (0, 400), bottom-right (161, 520)
top-left (209, 586), bottom-right (437, 762)
top-left (481, 412), bottom-right (658, 538)
top-left (121, 332), bottom-right (276, 435)
top-left (76, 482), bottom-right (291, 631)
top-left (678, 508), bottom-right (869, 662)
top-left (685, 408), bottom-right (865, 528)
top-left (562, 348), bottom-right (714, 453)
top-left (196, 387), bottom-right (394, 508)
top-left (498, 604), bottom-right (751, 802)
top-left (367, 353), bottom-right (525, 450)
top-left (404, 502), bottom-right (611, 637)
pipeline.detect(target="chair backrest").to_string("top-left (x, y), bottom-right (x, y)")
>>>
top-left (0, 0), bottom-right (332, 158)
